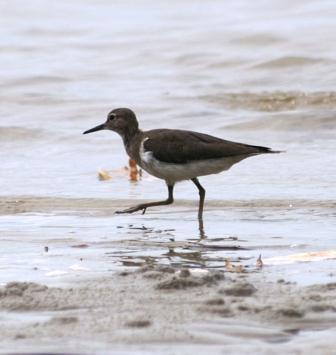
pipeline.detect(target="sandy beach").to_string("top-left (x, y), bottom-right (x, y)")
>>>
top-left (1, 251), bottom-right (336, 354)
top-left (1, 198), bottom-right (336, 354)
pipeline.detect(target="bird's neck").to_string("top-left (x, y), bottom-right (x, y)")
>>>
top-left (121, 128), bottom-right (143, 160)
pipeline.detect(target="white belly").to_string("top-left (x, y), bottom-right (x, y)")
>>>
top-left (139, 142), bottom-right (247, 184)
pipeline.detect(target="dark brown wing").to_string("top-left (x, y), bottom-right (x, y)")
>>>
top-left (143, 129), bottom-right (273, 164)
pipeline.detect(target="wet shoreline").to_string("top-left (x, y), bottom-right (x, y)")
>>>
top-left (1, 196), bottom-right (335, 288)
top-left (1, 195), bottom-right (335, 215)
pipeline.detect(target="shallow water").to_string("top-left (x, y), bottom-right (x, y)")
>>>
top-left (0, 0), bottom-right (335, 286)
top-left (0, 197), bottom-right (334, 287)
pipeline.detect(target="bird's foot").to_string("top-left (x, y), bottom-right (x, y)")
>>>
top-left (115, 204), bottom-right (147, 215)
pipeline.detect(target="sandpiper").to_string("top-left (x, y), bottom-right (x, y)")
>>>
top-left (83, 108), bottom-right (281, 220)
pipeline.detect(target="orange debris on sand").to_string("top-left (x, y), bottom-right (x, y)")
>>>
top-left (98, 169), bottom-right (112, 181)
top-left (97, 160), bottom-right (141, 182)
top-left (129, 158), bottom-right (140, 181)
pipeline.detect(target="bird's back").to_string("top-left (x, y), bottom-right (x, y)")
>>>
top-left (143, 129), bottom-right (277, 164)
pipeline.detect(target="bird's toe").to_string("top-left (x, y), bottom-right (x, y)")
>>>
top-left (115, 205), bottom-right (143, 214)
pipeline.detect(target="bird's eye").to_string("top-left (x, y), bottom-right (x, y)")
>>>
top-left (109, 114), bottom-right (116, 121)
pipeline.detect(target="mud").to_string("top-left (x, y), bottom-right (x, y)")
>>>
top-left (0, 266), bottom-right (336, 353)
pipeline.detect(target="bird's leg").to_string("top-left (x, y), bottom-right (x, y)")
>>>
top-left (191, 178), bottom-right (206, 221)
top-left (198, 218), bottom-right (206, 239)
top-left (116, 184), bottom-right (174, 215)
top-left (191, 178), bottom-right (206, 238)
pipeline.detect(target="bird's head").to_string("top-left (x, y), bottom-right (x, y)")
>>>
top-left (83, 108), bottom-right (139, 137)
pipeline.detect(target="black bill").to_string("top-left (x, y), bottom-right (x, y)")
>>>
top-left (83, 123), bottom-right (105, 135)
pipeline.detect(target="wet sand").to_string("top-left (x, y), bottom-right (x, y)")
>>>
top-left (1, 198), bottom-right (336, 354)
top-left (1, 196), bottom-right (335, 215)
top-left (1, 264), bottom-right (336, 354)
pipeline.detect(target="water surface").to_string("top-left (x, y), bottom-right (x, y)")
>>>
top-left (0, 0), bottom-right (335, 286)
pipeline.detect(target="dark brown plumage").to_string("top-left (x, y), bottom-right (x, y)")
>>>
top-left (143, 129), bottom-right (275, 164)
top-left (83, 108), bottom-right (282, 223)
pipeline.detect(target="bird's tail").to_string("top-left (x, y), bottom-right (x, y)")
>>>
top-left (250, 144), bottom-right (285, 154)
top-left (266, 148), bottom-right (285, 154)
